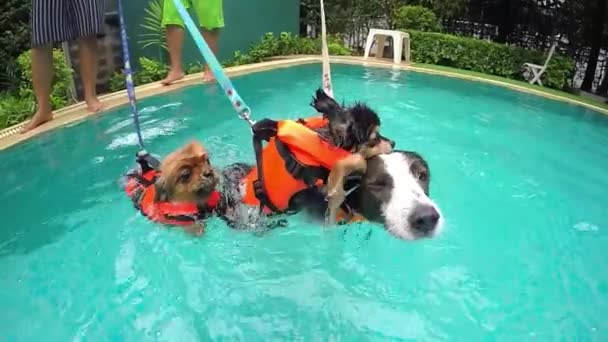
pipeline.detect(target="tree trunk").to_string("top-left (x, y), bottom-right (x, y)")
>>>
top-left (495, 0), bottom-right (513, 43)
top-left (598, 62), bottom-right (608, 95)
top-left (581, 0), bottom-right (607, 92)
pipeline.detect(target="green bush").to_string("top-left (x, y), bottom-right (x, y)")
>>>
top-left (135, 57), bottom-right (169, 84)
top-left (394, 6), bottom-right (441, 32)
top-left (108, 71), bottom-right (127, 92)
top-left (186, 62), bottom-right (204, 74)
top-left (0, 92), bottom-right (34, 128)
top-left (0, 48), bottom-right (74, 129)
top-left (0, 0), bottom-right (31, 92)
top-left (108, 57), bottom-right (171, 92)
top-left (17, 49), bottom-right (74, 109)
top-left (327, 35), bottom-right (353, 56)
top-left (224, 32), bottom-right (352, 67)
top-left (407, 30), bottom-right (575, 89)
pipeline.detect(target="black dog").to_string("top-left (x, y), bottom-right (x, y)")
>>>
top-left (311, 88), bottom-right (393, 152)
top-left (310, 88), bottom-right (395, 224)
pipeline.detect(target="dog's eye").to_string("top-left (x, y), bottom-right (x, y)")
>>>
top-left (417, 171), bottom-right (428, 182)
top-left (179, 169), bottom-right (192, 183)
top-left (368, 179), bottom-right (388, 189)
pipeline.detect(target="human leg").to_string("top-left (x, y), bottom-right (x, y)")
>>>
top-left (72, 0), bottom-right (106, 111)
top-left (160, 0), bottom-right (191, 85)
top-left (162, 25), bottom-right (186, 85)
top-left (23, 45), bottom-right (55, 133)
top-left (201, 29), bottom-right (221, 82)
top-left (23, 0), bottom-right (71, 132)
top-left (194, 0), bottom-right (224, 82)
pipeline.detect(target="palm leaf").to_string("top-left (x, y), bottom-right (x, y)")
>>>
top-left (138, 0), bottom-right (168, 54)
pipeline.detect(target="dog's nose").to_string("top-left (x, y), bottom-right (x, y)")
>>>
top-left (388, 139), bottom-right (396, 148)
top-left (409, 204), bottom-right (440, 233)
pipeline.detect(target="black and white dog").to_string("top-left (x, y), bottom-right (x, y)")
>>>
top-left (216, 150), bottom-right (443, 240)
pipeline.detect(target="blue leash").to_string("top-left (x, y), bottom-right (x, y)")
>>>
top-left (118, 0), bottom-right (160, 168)
top-left (117, 0), bottom-right (145, 149)
top-left (170, 0), bottom-right (255, 126)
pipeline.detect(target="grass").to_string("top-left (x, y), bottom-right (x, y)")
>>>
top-left (411, 63), bottom-right (608, 112)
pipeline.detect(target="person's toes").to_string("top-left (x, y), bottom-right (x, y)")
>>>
top-left (161, 71), bottom-right (185, 85)
top-left (86, 98), bottom-right (105, 112)
top-left (21, 111), bottom-right (53, 133)
top-left (202, 71), bottom-right (216, 82)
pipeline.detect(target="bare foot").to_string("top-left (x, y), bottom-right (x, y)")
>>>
top-left (85, 97), bottom-right (105, 112)
top-left (161, 70), bottom-right (185, 85)
top-left (202, 70), bottom-right (216, 83)
top-left (21, 109), bottom-right (53, 133)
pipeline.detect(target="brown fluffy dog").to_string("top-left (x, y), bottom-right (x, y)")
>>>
top-left (154, 140), bottom-right (220, 235)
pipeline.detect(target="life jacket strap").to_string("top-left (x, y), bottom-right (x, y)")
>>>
top-left (274, 139), bottom-right (329, 187)
top-left (251, 118), bottom-right (332, 214)
top-left (252, 128), bottom-right (282, 214)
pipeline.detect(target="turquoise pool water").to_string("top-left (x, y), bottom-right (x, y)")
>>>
top-left (1, 63), bottom-right (607, 340)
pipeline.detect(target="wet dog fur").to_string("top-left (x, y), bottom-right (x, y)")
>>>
top-left (153, 141), bottom-right (220, 235)
top-left (219, 150), bottom-right (443, 240)
top-left (150, 140), bottom-right (443, 240)
top-left (310, 88), bottom-right (394, 224)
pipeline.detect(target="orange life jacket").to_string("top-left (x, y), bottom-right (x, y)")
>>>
top-left (242, 116), bottom-right (353, 214)
top-left (124, 169), bottom-right (220, 226)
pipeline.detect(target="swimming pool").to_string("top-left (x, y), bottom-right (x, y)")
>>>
top-left (1, 62), bottom-right (607, 340)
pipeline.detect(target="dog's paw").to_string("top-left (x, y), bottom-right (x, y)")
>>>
top-left (324, 207), bottom-right (337, 226)
top-left (377, 140), bottom-right (393, 155)
top-left (185, 224), bottom-right (204, 236)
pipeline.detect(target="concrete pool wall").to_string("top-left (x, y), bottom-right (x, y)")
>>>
top-left (1, 55), bottom-right (607, 151)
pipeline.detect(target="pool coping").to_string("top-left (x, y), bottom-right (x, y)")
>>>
top-left (1, 55), bottom-right (607, 151)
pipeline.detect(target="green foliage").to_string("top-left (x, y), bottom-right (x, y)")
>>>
top-left (0, 91), bottom-right (34, 128)
top-left (108, 71), bottom-right (127, 93)
top-left (17, 49), bottom-right (74, 109)
top-left (327, 35), bottom-right (353, 56)
top-left (417, 0), bottom-right (469, 21)
top-left (186, 62), bottom-right (204, 74)
top-left (224, 32), bottom-right (352, 67)
top-left (136, 57), bottom-right (169, 84)
top-left (108, 57), bottom-right (169, 92)
top-left (139, 0), bottom-right (168, 62)
top-left (0, 48), bottom-right (75, 129)
top-left (394, 5), bottom-right (441, 32)
top-left (0, 0), bottom-right (30, 92)
top-left (0, 60), bottom-right (22, 92)
top-left (408, 30), bottom-right (575, 89)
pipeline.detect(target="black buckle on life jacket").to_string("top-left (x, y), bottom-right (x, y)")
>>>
top-left (136, 150), bottom-right (160, 173)
top-left (252, 119), bottom-right (279, 141)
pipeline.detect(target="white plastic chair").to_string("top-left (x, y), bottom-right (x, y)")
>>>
top-left (523, 42), bottom-right (557, 87)
top-left (363, 29), bottom-right (411, 64)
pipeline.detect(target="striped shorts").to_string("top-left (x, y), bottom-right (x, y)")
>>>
top-left (31, 0), bottom-right (106, 47)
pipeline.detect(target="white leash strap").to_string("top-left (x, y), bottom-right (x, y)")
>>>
top-left (320, 0), bottom-right (333, 98)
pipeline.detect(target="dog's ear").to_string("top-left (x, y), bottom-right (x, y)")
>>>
top-left (311, 88), bottom-right (341, 119)
top-left (349, 103), bottom-right (381, 145)
top-left (351, 121), bottom-right (371, 147)
top-left (329, 115), bottom-right (353, 148)
top-left (154, 176), bottom-right (170, 202)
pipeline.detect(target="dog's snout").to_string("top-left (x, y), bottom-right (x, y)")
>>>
top-left (378, 133), bottom-right (395, 149)
top-left (409, 204), bottom-right (440, 233)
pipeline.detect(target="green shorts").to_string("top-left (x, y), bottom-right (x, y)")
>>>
top-left (161, 0), bottom-right (224, 30)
